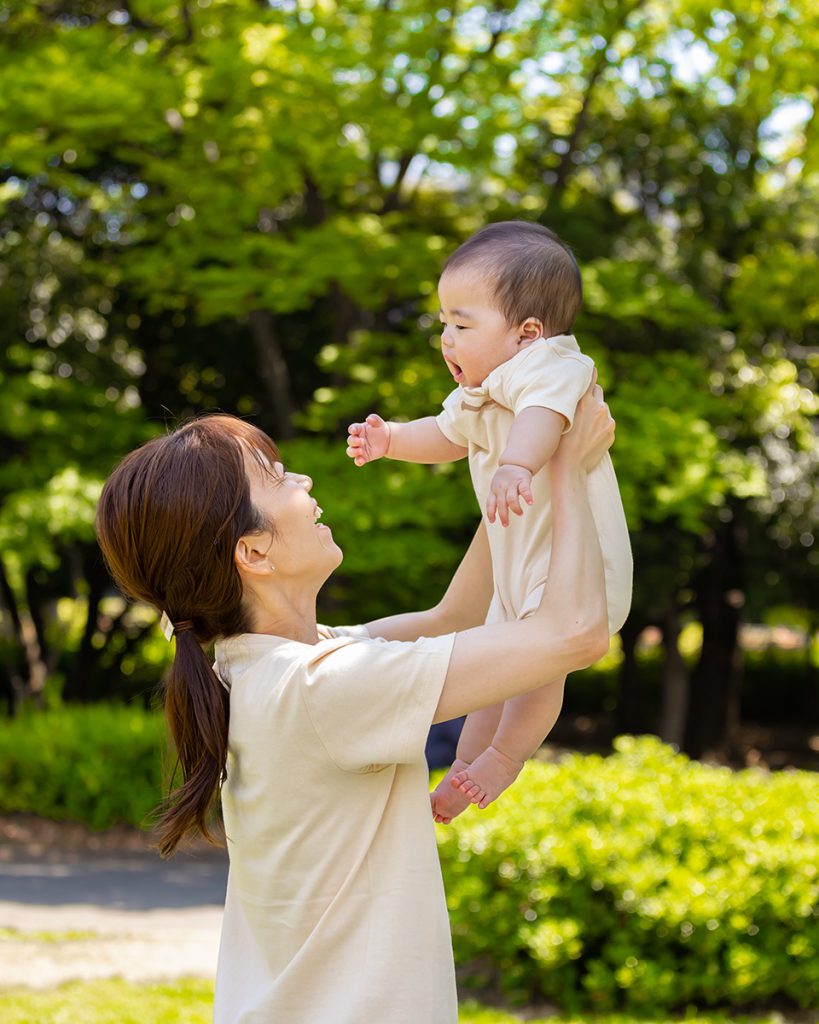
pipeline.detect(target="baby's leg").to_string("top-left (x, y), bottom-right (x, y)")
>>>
top-left (430, 705), bottom-right (502, 823)
top-left (453, 678), bottom-right (566, 809)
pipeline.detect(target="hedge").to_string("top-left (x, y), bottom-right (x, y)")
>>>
top-left (438, 736), bottom-right (819, 1012)
top-left (0, 704), bottom-right (164, 830)
top-left (0, 710), bottom-right (816, 1013)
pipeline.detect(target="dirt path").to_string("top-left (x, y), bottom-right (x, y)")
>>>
top-left (0, 816), bottom-right (227, 988)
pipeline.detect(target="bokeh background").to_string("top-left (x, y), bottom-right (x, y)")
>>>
top-left (1, 3), bottom-right (818, 1020)
top-left (1, 0), bottom-right (816, 764)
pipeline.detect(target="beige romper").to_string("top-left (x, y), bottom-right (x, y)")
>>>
top-left (436, 334), bottom-right (633, 634)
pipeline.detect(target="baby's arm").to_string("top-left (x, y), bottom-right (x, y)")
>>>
top-left (488, 407), bottom-right (566, 525)
top-left (452, 678), bottom-right (567, 809)
top-left (347, 414), bottom-right (467, 466)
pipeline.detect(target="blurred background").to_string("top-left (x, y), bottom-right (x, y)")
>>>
top-left (1, 4), bottom-right (818, 1020)
top-left (0, 0), bottom-right (816, 768)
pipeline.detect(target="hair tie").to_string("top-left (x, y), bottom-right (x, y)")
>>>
top-left (160, 611), bottom-right (195, 642)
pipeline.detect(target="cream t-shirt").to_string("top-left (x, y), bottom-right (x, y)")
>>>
top-left (437, 334), bottom-right (633, 634)
top-left (212, 625), bottom-right (457, 1024)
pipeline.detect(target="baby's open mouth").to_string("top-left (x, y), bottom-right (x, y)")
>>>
top-left (445, 356), bottom-right (463, 380)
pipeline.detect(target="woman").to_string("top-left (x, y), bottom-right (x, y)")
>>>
top-left (95, 382), bottom-right (613, 1023)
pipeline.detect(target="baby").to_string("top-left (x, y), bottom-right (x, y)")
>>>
top-left (346, 221), bottom-right (633, 822)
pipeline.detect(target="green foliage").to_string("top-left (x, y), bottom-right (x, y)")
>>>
top-left (281, 437), bottom-right (476, 620)
top-left (0, 0), bottom-right (816, 736)
top-left (0, 704), bottom-right (165, 829)
top-left (438, 737), bottom-right (819, 1012)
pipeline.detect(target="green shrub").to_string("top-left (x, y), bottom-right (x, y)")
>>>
top-left (438, 736), bottom-right (819, 1012)
top-left (0, 704), bottom-right (165, 829)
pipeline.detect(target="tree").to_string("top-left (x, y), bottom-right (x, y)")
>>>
top-left (0, 0), bottom-right (815, 751)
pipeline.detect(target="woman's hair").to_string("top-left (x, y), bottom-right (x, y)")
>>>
top-left (443, 220), bottom-right (582, 336)
top-left (95, 414), bottom-right (280, 857)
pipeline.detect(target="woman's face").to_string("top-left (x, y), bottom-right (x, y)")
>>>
top-left (244, 456), bottom-right (343, 583)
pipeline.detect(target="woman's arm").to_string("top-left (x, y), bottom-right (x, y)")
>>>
top-left (433, 384), bottom-right (613, 722)
top-left (364, 520), bottom-right (493, 641)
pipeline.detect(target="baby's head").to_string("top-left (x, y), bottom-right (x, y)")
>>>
top-left (438, 221), bottom-right (582, 387)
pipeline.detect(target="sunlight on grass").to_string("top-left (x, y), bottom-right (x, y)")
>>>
top-left (458, 1007), bottom-right (787, 1024)
top-left (0, 927), bottom-right (98, 944)
top-left (0, 978), bottom-right (214, 1024)
top-left (0, 981), bottom-right (793, 1024)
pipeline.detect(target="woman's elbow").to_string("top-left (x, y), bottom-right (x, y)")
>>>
top-left (575, 624), bottom-right (610, 669)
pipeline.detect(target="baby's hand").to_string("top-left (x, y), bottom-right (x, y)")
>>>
top-left (346, 413), bottom-right (391, 466)
top-left (486, 464), bottom-right (533, 526)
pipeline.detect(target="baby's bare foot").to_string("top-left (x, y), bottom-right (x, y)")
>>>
top-left (430, 759), bottom-right (474, 824)
top-left (452, 745), bottom-right (524, 810)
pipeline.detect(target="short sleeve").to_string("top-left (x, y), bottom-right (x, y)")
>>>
top-left (300, 633), bottom-right (455, 773)
top-left (491, 339), bottom-right (594, 431)
top-left (436, 387), bottom-right (470, 447)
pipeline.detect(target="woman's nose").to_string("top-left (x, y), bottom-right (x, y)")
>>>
top-left (291, 472), bottom-right (312, 491)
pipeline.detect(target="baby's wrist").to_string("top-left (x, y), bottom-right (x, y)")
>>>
top-left (497, 459), bottom-right (534, 476)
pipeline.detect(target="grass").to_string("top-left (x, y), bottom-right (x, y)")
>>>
top-left (0, 927), bottom-right (98, 944)
top-left (0, 979), bottom-right (798, 1024)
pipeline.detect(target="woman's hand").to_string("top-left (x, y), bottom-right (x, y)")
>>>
top-left (553, 369), bottom-right (615, 472)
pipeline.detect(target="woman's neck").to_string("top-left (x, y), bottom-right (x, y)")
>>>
top-left (247, 586), bottom-right (320, 644)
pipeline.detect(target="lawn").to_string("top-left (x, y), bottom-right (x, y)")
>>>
top-left (0, 978), bottom-right (796, 1024)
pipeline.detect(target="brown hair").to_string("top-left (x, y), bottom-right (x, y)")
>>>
top-left (442, 220), bottom-right (582, 335)
top-left (95, 415), bottom-right (280, 857)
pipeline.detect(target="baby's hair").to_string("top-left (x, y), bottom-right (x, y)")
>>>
top-left (442, 221), bottom-right (582, 335)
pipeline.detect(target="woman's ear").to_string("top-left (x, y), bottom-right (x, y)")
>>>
top-left (234, 532), bottom-right (275, 578)
top-left (518, 317), bottom-right (544, 346)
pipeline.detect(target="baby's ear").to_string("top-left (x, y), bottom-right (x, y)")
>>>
top-left (518, 317), bottom-right (543, 346)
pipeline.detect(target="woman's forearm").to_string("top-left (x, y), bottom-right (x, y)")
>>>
top-left (365, 521), bottom-right (493, 641)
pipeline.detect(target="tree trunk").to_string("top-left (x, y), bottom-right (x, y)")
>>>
top-left (0, 557), bottom-right (47, 708)
top-left (248, 309), bottom-right (295, 440)
top-left (64, 551), bottom-right (108, 702)
top-left (659, 603), bottom-right (688, 748)
top-left (615, 614), bottom-right (642, 733)
top-left (684, 518), bottom-right (744, 759)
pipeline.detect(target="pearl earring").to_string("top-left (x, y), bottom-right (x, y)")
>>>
top-left (269, 564), bottom-right (276, 572)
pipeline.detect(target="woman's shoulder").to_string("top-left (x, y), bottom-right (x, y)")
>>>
top-left (317, 623), bottom-right (371, 641)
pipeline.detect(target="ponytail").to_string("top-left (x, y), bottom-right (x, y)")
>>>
top-left (94, 414), bottom-right (281, 858)
top-left (154, 629), bottom-right (230, 857)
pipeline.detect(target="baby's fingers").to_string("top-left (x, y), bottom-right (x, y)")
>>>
top-left (496, 490), bottom-right (510, 527)
top-left (506, 483), bottom-right (525, 519)
top-left (518, 478), bottom-right (534, 506)
top-left (486, 492), bottom-right (498, 524)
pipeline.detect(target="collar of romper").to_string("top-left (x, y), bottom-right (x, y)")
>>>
top-left (459, 385), bottom-right (497, 413)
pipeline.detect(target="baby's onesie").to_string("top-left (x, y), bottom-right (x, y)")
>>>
top-left (436, 334), bottom-right (632, 633)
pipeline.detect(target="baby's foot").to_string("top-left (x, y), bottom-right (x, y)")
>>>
top-left (430, 759), bottom-right (474, 824)
top-left (452, 745), bottom-right (524, 810)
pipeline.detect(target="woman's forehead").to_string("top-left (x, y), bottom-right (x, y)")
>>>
top-left (241, 441), bottom-right (283, 480)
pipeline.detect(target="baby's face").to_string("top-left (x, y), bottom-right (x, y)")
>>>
top-left (437, 270), bottom-right (524, 387)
